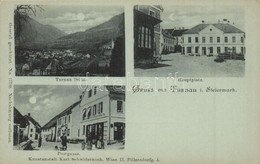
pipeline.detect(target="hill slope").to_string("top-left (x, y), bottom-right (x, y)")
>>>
top-left (16, 17), bottom-right (67, 46)
top-left (51, 13), bottom-right (125, 50)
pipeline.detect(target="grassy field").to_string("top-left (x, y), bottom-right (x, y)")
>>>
top-left (135, 53), bottom-right (245, 77)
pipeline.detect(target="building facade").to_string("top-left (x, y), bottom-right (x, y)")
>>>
top-left (13, 107), bottom-right (29, 145)
top-left (134, 5), bottom-right (163, 65)
top-left (24, 113), bottom-right (41, 140)
top-left (182, 22), bottom-right (245, 56)
top-left (55, 101), bottom-right (81, 142)
top-left (79, 86), bottom-right (125, 145)
top-left (162, 29), bottom-right (175, 53)
top-left (42, 116), bottom-right (58, 142)
top-left (164, 28), bottom-right (188, 52)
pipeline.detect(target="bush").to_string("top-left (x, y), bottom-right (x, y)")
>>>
top-left (214, 58), bottom-right (225, 63)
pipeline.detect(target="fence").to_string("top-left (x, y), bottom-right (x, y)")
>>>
top-left (218, 53), bottom-right (245, 60)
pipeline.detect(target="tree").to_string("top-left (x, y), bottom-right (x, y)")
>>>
top-left (14, 5), bottom-right (43, 45)
top-left (109, 37), bottom-right (125, 77)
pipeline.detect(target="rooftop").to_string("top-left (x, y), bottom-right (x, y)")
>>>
top-left (14, 107), bottom-right (29, 128)
top-left (42, 100), bottom-right (81, 129)
top-left (183, 23), bottom-right (244, 34)
top-left (24, 114), bottom-right (42, 132)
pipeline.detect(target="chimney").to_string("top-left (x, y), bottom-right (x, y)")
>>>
top-left (179, 27), bottom-right (181, 30)
top-left (182, 27), bottom-right (184, 30)
top-left (28, 113), bottom-right (31, 117)
top-left (202, 20), bottom-right (204, 23)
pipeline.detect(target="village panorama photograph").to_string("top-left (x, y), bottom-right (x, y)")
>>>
top-left (13, 85), bottom-right (125, 151)
top-left (14, 5), bottom-right (125, 77)
top-left (134, 5), bottom-right (245, 77)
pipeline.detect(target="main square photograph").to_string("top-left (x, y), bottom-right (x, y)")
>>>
top-left (134, 5), bottom-right (245, 77)
top-left (13, 85), bottom-right (125, 151)
top-left (14, 5), bottom-right (125, 77)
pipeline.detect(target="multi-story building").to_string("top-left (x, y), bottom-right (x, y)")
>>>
top-left (182, 21), bottom-right (245, 56)
top-left (23, 113), bottom-right (41, 140)
top-left (79, 85), bottom-right (125, 145)
top-left (55, 101), bottom-right (81, 142)
top-left (161, 29), bottom-right (175, 53)
top-left (164, 28), bottom-right (188, 52)
top-left (134, 5), bottom-right (163, 65)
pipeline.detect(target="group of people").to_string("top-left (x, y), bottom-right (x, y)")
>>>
top-left (82, 132), bottom-right (104, 150)
top-left (51, 131), bottom-right (105, 151)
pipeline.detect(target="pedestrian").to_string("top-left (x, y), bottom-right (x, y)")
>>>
top-left (86, 132), bottom-right (92, 150)
top-left (38, 135), bottom-right (42, 148)
top-left (60, 132), bottom-right (67, 150)
top-left (96, 135), bottom-right (103, 149)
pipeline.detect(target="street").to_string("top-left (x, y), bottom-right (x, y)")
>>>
top-left (135, 53), bottom-right (245, 77)
top-left (14, 140), bottom-right (124, 151)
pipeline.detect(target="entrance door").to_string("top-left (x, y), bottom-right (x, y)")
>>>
top-left (86, 123), bottom-right (104, 141)
top-left (202, 47), bottom-right (206, 55)
top-left (182, 47), bottom-right (185, 54)
top-left (114, 122), bottom-right (125, 141)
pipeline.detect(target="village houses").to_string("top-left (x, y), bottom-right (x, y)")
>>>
top-left (23, 113), bottom-right (41, 140)
top-left (41, 101), bottom-right (81, 142)
top-left (161, 29), bottom-right (175, 53)
top-left (163, 28), bottom-right (188, 53)
top-left (41, 85), bottom-right (125, 146)
top-left (41, 115), bottom-right (58, 142)
top-left (13, 107), bottom-right (29, 145)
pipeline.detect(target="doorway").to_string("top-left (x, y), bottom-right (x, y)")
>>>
top-left (202, 47), bottom-right (206, 55)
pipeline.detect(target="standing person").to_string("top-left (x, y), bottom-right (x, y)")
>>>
top-left (96, 135), bottom-right (103, 149)
top-left (38, 135), bottom-right (42, 148)
top-left (87, 132), bottom-right (92, 150)
top-left (60, 132), bottom-right (67, 150)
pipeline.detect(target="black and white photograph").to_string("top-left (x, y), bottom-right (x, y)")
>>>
top-left (13, 85), bottom-right (125, 151)
top-left (14, 5), bottom-right (125, 77)
top-left (134, 5), bottom-right (245, 77)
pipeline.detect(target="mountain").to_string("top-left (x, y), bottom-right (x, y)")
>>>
top-left (51, 13), bottom-right (125, 50)
top-left (16, 17), bottom-right (67, 47)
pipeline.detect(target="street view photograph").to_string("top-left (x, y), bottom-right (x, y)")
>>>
top-left (15, 5), bottom-right (125, 77)
top-left (13, 85), bottom-right (125, 151)
top-left (134, 5), bottom-right (245, 77)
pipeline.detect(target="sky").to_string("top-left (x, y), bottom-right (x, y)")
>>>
top-left (31, 5), bottom-right (124, 34)
top-left (161, 6), bottom-right (245, 31)
top-left (14, 85), bottom-right (84, 126)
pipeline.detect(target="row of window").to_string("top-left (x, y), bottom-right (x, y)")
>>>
top-left (164, 45), bottom-right (174, 51)
top-left (138, 26), bottom-right (152, 49)
top-left (88, 86), bottom-right (97, 98)
top-left (164, 38), bottom-right (174, 44)
top-left (57, 129), bottom-right (70, 137)
top-left (184, 36), bottom-right (244, 44)
top-left (186, 46), bottom-right (245, 54)
top-left (82, 102), bottom-right (103, 120)
top-left (82, 101), bottom-right (124, 120)
top-left (57, 115), bottom-right (70, 126)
